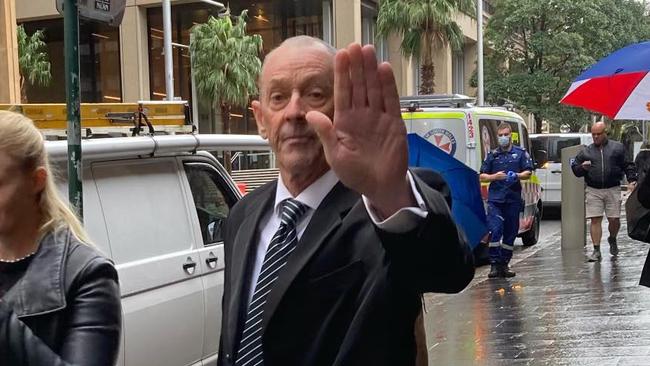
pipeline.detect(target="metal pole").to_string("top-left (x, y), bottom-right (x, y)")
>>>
top-left (64, 0), bottom-right (82, 219)
top-left (163, 0), bottom-right (174, 101)
top-left (190, 34), bottom-right (200, 132)
top-left (477, 0), bottom-right (484, 106)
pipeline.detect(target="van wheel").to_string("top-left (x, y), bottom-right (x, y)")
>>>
top-left (522, 210), bottom-right (540, 246)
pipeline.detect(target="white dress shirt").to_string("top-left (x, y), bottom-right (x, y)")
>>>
top-left (247, 170), bottom-right (429, 304)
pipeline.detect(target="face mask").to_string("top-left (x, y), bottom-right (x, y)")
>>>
top-left (498, 135), bottom-right (510, 147)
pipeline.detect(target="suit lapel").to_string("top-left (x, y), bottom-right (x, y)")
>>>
top-left (262, 182), bottom-right (359, 329)
top-left (227, 182), bottom-right (276, 350)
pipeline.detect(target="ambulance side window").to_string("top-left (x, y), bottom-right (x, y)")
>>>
top-left (521, 125), bottom-right (530, 151)
top-left (507, 121), bottom-right (521, 146)
top-left (479, 119), bottom-right (500, 161)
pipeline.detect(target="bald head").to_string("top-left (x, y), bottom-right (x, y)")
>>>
top-left (262, 36), bottom-right (336, 75)
top-left (591, 121), bottom-right (607, 146)
top-left (591, 122), bottom-right (606, 134)
top-left (259, 36), bottom-right (337, 94)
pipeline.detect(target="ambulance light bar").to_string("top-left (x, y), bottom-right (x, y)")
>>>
top-left (399, 94), bottom-right (476, 109)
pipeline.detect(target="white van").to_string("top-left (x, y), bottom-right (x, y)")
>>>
top-left (530, 133), bottom-right (593, 208)
top-left (401, 95), bottom-right (546, 246)
top-left (46, 135), bottom-right (269, 366)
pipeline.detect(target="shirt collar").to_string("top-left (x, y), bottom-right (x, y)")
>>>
top-left (274, 170), bottom-right (339, 215)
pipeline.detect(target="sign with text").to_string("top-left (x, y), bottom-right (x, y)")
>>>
top-left (56, 0), bottom-right (126, 27)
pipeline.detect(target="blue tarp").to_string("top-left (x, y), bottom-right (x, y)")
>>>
top-left (408, 133), bottom-right (488, 248)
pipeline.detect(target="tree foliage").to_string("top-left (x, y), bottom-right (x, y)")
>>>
top-left (481, 0), bottom-right (650, 132)
top-left (17, 25), bottom-right (52, 102)
top-left (377, 0), bottom-right (474, 94)
top-left (190, 10), bottom-right (262, 112)
top-left (190, 10), bottom-right (262, 171)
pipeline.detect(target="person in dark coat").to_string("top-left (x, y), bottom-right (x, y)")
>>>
top-left (634, 145), bottom-right (650, 287)
top-left (411, 167), bottom-right (454, 366)
top-left (571, 122), bottom-right (637, 262)
top-left (0, 111), bottom-right (121, 365)
top-left (412, 167), bottom-right (453, 209)
top-left (635, 145), bottom-right (650, 184)
top-left (217, 37), bottom-right (474, 366)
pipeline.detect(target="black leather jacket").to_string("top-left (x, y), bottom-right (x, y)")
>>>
top-left (0, 228), bottom-right (121, 365)
top-left (571, 139), bottom-right (637, 189)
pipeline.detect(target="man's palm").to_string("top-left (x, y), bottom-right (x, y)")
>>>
top-left (307, 44), bottom-right (410, 213)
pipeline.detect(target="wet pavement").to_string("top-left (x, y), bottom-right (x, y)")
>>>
top-left (424, 219), bottom-right (650, 365)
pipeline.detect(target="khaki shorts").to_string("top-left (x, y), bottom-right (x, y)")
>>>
top-left (585, 186), bottom-right (622, 218)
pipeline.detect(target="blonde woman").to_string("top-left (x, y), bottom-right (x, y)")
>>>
top-left (0, 111), bottom-right (121, 365)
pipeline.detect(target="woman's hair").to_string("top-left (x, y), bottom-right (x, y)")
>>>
top-left (0, 110), bottom-right (90, 243)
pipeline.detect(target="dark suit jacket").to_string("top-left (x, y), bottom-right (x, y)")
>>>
top-left (218, 173), bottom-right (475, 366)
top-left (411, 167), bottom-right (452, 209)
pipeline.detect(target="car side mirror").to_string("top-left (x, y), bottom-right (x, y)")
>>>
top-left (533, 149), bottom-right (548, 169)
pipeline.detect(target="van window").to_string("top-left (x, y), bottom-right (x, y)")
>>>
top-left (531, 135), bottom-right (585, 163)
top-left (549, 137), bottom-right (581, 162)
top-left (184, 163), bottom-right (237, 245)
top-left (92, 159), bottom-right (194, 264)
top-left (531, 137), bottom-right (546, 157)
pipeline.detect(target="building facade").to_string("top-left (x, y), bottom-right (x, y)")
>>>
top-left (15, 0), bottom-right (489, 133)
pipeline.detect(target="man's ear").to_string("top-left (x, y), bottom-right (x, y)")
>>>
top-left (251, 100), bottom-right (267, 139)
top-left (32, 167), bottom-right (47, 195)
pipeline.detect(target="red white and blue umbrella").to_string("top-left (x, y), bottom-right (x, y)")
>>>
top-left (560, 41), bottom-right (650, 120)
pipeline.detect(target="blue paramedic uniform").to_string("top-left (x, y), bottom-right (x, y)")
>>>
top-left (480, 145), bottom-right (534, 265)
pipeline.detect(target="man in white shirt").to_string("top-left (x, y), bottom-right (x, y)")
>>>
top-left (217, 36), bottom-right (474, 366)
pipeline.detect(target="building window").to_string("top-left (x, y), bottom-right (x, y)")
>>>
top-left (322, 1), bottom-right (333, 45)
top-left (452, 51), bottom-right (465, 94)
top-left (147, 0), bottom-right (324, 134)
top-left (20, 19), bottom-right (122, 103)
top-left (361, 1), bottom-right (388, 62)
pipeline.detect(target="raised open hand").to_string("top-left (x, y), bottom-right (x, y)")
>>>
top-left (306, 43), bottom-right (413, 217)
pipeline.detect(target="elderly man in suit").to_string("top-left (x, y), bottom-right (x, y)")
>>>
top-left (217, 36), bottom-right (474, 366)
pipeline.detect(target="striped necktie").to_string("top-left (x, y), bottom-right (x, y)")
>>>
top-left (235, 198), bottom-right (308, 366)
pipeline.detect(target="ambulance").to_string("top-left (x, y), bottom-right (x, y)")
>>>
top-left (401, 95), bottom-right (547, 246)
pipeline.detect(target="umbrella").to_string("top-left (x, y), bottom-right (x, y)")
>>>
top-left (407, 133), bottom-right (488, 249)
top-left (560, 41), bottom-right (650, 120)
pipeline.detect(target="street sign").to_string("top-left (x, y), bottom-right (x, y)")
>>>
top-left (56, 0), bottom-right (126, 27)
